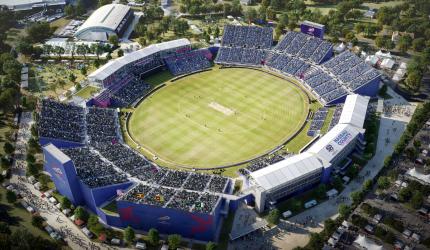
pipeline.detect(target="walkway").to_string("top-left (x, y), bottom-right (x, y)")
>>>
top-left (228, 91), bottom-right (415, 249)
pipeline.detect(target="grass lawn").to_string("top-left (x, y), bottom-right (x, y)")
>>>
top-left (74, 85), bottom-right (100, 99)
top-left (100, 200), bottom-right (119, 215)
top-left (128, 67), bottom-right (309, 168)
top-left (0, 112), bottom-right (16, 155)
top-left (0, 187), bottom-right (50, 240)
top-left (144, 70), bottom-right (174, 87)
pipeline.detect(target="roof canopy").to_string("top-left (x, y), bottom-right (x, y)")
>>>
top-left (338, 94), bottom-right (370, 128)
top-left (76, 4), bottom-right (131, 36)
top-left (88, 39), bottom-right (191, 81)
top-left (250, 152), bottom-right (328, 192)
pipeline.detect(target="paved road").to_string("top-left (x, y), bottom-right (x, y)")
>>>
top-left (267, 93), bottom-right (416, 249)
top-left (8, 112), bottom-right (117, 250)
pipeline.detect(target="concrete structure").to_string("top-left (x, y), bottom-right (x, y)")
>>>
top-left (0, 0), bottom-right (65, 11)
top-left (250, 94), bottom-right (369, 212)
top-left (88, 38), bottom-right (191, 87)
top-left (75, 4), bottom-right (133, 41)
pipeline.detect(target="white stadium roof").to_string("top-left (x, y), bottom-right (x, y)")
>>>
top-left (251, 94), bottom-right (369, 192)
top-left (0, 0), bottom-right (65, 10)
top-left (306, 123), bottom-right (362, 163)
top-left (338, 94), bottom-right (370, 128)
top-left (43, 143), bottom-right (70, 164)
top-left (250, 152), bottom-right (328, 192)
top-left (88, 38), bottom-right (191, 81)
top-left (76, 4), bottom-right (131, 36)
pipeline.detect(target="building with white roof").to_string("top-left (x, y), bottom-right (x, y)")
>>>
top-left (250, 94), bottom-right (369, 212)
top-left (75, 4), bottom-right (134, 41)
top-left (0, 0), bottom-right (65, 11)
top-left (88, 39), bottom-right (191, 86)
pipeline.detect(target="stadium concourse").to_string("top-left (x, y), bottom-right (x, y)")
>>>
top-left (38, 24), bottom-right (381, 242)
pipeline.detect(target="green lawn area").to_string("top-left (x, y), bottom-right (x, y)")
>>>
top-left (0, 187), bottom-right (50, 240)
top-left (128, 67), bottom-right (309, 169)
top-left (74, 85), bottom-right (100, 99)
top-left (280, 101), bottom-right (321, 154)
top-left (144, 71), bottom-right (174, 87)
top-left (100, 200), bottom-right (119, 215)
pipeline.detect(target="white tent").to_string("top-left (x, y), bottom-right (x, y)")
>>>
top-left (353, 234), bottom-right (383, 250)
top-left (380, 58), bottom-right (395, 70)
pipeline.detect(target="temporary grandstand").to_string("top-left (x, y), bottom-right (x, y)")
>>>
top-left (75, 4), bottom-right (134, 41)
top-left (215, 26), bottom-right (380, 105)
top-left (87, 38), bottom-right (191, 107)
top-left (249, 94), bottom-right (370, 212)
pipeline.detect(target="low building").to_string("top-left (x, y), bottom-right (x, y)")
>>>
top-left (249, 94), bottom-right (369, 212)
top-left (0, 0), bottom-right (65, 11)
top-left (75, 4), bottom-right (134, 41)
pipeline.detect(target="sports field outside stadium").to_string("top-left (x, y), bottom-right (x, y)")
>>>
top-left (128, 67), bottom-right (309, 168)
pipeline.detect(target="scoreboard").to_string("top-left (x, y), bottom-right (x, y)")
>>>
top-left (300, 21), bottom-right (325, 39)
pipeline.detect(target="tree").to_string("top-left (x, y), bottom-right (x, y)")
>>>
top-left (27, 163), bottom-right (39, 176)
top-left (64, 4), bottom-right (75, 17)
top-left (168, 234), bottom-right (181, 250)
top-left (398, 35), bottom-right (412, 54)
top-left (16, 39), bottom-right (34, 56)
top-left (124, 226), bottom-right (135, 243)
top-left (26, 154), bottom-right (35, 164)
top-left (31, 215), bottom-right (44, 228)
top-left (350, 190), bottom-right (363, 205)
top-left (278, 13), bottom-right (288, 26)
top-left (405, 71), bottom-right (422, 91)
top-left (74, 206), bottom-right (89, 221)
top-left (80, 66), bottom-right (87, 75)
top-left (244, 8), bottom-right (257, 23)
top-left (117, 49), bottom-right (124, 57)
top-left (354, 23), bottom-right (365, 34)
top-left (410, 190), bottom-right (423, 209)
top-left (377, 176), bottom-right (390, 190)
top-left (412, 38), bottom-right (425, 52)
top-left (61, 196), bottom-right (71, 209)
top-left (26, 22), bottom-right (52, 43)
top-left (338, 204), bottom-right (351, 218)
top-left (214, 26), bottom-right (220, 38)
top-left (76, 0), bottom-right (86, 16)
top-left (69, 73), bottom-right (77, 83)
top-left (398, 187), bottom-right (412, 202)
top-left (148, 228), bottom-right (159, 246)
top-left (362, 179), bottom-right (373, 192)
top-left (108, 34), bottom-right (119, 47)
top-left (206, 241), bottom-right (216, 250)
top-left (375, 36), bottom-right (386, 48)
top-left (6, 190), bottom-right (16, 203)
top-left (0, 222), bottom-right (11, 234)
top-left (3, 142), bottom-right (14, 155)
top-left (314, 183), bottom-right (327, 200)
top-left (38, 174), bottom-right (50, 188)
top-left (98, 0), bottom-right (111, 7)
top-left (53, 46), bottom-right (65, 60)
top-left (87, 214), bottom-right (99, 228)
top-left (267, 208), bottom-right (280, 225)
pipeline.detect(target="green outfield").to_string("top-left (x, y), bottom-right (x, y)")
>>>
top-left (128, 68), bottom-right (309, 168)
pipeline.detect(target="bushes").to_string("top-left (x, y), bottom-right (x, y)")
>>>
top-left (168, 234), bottom-right (181, 250)
top-left (382, 217), bottom-right (404, 233)
top-left (267, 209), bottom-right (280, 225)
top-left (31, 215), bottom-right (44, 228)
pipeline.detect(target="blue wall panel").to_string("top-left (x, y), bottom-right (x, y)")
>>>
top-left (43, 145), bottom-right (84, 205)
top-left (354, 77), bottom-right (380, 97)
top-left (40, 137), bottom-right (84, 149)
top-left (116, 200), bottom-right (221, 241)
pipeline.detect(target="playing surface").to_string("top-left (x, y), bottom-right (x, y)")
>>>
top-left (128, 68), bottom-right (308, 168)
